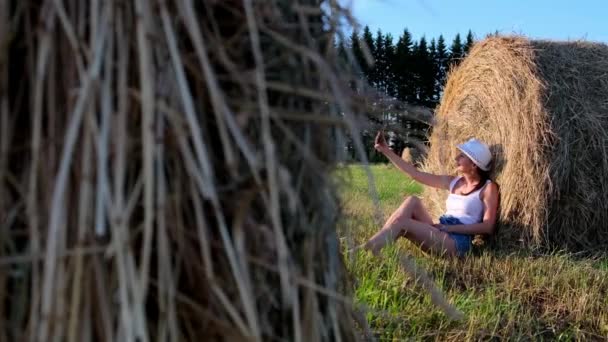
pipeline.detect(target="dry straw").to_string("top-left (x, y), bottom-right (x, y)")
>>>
top-left (0, 0), bottom-right (380, 340)
top-left (422, 36), bottom-right (608, 252)
top-left (401, 147), bottom-right (424, 166)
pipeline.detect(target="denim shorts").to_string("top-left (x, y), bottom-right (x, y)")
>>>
top-left (438, 215), bottom-right (473, 257)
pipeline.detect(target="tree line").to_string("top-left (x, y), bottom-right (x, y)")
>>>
top-left (339, 26), bottom-right (475, 161)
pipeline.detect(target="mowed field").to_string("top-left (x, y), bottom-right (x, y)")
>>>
top-left (336, 164), bottom-right (608, 341)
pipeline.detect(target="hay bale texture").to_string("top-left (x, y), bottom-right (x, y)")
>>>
top-left (401, 147), bottom-right (425, 166)
top-left (422, 36), bottom-right (608, 251)
top-left (0, 0), bottom-right (365, 340)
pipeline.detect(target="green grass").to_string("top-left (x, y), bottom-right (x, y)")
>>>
top-left (336, 164), bottom-right (608, 341)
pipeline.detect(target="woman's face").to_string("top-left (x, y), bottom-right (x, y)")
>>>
top-left (455, 152), bottom-right (477, 173)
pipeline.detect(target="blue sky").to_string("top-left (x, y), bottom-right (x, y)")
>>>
top-left (347, 0), bottom-right (608, 44)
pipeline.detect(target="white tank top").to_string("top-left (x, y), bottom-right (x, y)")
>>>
top-left (444, 176), bottom-right (489, 225)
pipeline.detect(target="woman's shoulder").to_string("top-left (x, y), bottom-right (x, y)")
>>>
top-left (447, 175), bottom-right (461, 189)
top-left (449, 175), bottom-right (462, 183)
top-left (481, 180), bottom-right (499, 198)
top-left (486, 179), bottom-right (499, 189)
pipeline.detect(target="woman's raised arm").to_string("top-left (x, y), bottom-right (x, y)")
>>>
top-left (374, 131), bottom-right (453, 190)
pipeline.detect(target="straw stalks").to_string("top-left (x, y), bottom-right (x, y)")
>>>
top-left (0, 0), bottom-right (379, 340)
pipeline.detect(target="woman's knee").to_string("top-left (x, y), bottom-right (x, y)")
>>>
top-left (402, 195), bottom-right (420, 208)
top-left (391, 197), bottom-right (419, 221)
top-left (401, 196), bottom-right (422, 212)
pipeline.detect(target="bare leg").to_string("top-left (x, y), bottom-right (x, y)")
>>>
top-left (382, 195), bottom-right (434, 229)
top-left (401, 219), bottom-right (457, 256)
top-left (361, 196), bottom-right (451, 253)
top-left (366, 219), bottom-right (457, 256)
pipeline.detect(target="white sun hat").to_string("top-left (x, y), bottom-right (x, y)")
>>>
top-left (457, 138), bottom-right (492, 171)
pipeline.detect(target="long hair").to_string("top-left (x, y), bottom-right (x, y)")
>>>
top-left (462, 166), bottom-right (492, 195)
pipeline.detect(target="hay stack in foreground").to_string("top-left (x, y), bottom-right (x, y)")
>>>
top-left (422, 36), bottom-right (608, 251)
top-left (0, 1), bottom-right (365, 340)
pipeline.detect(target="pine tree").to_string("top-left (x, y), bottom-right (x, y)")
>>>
top-left (428, 38), bottom-right (439, 105)
top-left (464, 30), bottom-right (475, 54)
top-left (349, 30), bottom-right (367, 79)
top-left (449, 33), bottom-right (464, 66)
top-left (372, 29), bottom-right (386, 92)
top-left (412, 36), bottom-right (430, 105)
top-left (429, 38), bottom-right (437, 59)
top-left (435, 35), bottom-right (449, 100)
top-left (361, 26), bottom-right (375, 82)
top-left (393, 29), bottom-right (414, 102)
top-left (336, 35), bottom-right (348, 66)
top-left (383, 33), bottom-right (396, 97)
top-left (486, 30), bottom-right (500, 38)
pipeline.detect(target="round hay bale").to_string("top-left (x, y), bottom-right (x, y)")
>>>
top-left (422, 36), bottom-right (608, 252)
top-left (401, 147), bottom-right (414, 163)
top-left (401, 147), bottom-right (424, 166)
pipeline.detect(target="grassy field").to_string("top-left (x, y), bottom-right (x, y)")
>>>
top-left (336, 164), bottom-right (608, 341)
